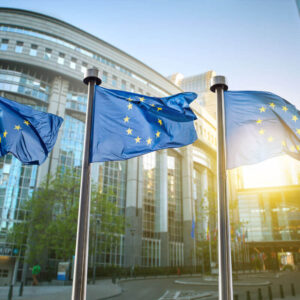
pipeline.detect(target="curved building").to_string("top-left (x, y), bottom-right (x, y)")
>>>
top-left (0, 8), bottom-right (217, 284)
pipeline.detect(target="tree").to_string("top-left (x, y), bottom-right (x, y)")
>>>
top-left (8, 167), bottom-right (124, 267)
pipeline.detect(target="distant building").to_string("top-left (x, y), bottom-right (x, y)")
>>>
top-left (296, 0), bottom-right (300, 16)
top-left (168, 71), bottom-right (217, 119)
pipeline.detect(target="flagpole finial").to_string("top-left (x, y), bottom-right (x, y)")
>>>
top-left (83, 68), bottom-right (101, 85)
top-left (210, 75), bottom-right (228, 92)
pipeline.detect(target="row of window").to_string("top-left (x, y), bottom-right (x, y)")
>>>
top-left (0, 69), bottom-right (50, 102)
top-left (0, 39), bottom-right (90, 73)
top-left (0, 25), bottom-right (169, 96)
top-left (1, 39), bottom-right (155, 95)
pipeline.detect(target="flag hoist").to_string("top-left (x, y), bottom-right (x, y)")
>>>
top-left (72, 69), bottom-right (101, 300)
top-left (210, 76), bottom-right (233, 300)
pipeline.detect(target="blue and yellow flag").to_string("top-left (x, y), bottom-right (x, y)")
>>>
top-left (90, 86), bottom-right (197, 162)
top-left (0, 96), bottom-right (63, 165)
top-left (225, 91), bottom-right (300, 169)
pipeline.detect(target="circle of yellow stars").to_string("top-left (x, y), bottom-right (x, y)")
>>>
top-left (256, 102), bottom-right (300, 152)
top-left (0, 120), bottom-right (31, 143)
top-left (123, 96), bottom-right (164, 146)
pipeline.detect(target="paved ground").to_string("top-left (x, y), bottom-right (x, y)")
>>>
top-left (112, 271), bottom-right (300, 300)
top-left (0, 271), bottom-right (299, 300)
top-left (0, 279), bottom-right (121, 300)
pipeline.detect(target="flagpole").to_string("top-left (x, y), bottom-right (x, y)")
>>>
top-left (210, 76), bottom-right (233, 300)
top-left (72, 68), bottom-right (101, 300)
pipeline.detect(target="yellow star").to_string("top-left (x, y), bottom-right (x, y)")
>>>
top-left (127, 97), bottom-right (133, 102)
top-left (135, 136), bottom-right (141, 143)
top-left (0, 137), bottom-right (1, 143)
top-left (128, 103), bottom-right (133, 110)
top-left (297, 145), bottom-right (300, 151)
top-left (147, 138), bottom-right (152, 145)
top-left (24, 120), bottom-right (30, 126)
top-left (282, 106), bottom-right (288, 112)
top-left (158, 119), bottom-right (163, 126)
top-left (14, 125), bottom-right (21, 131)
top-left (3, 131), bottom-right (7, 138)
top-left (269, 103), bottom-right (275, 109)
top-left (156, 131), bottom-right (161, 138)
top-left (126, 128), bottom-right (132, 135)
top-left (259, 106), bottom-right (266, 113)
top-left (296, 129), bottom-right (300, 135)
top-left (157, 107), bottom-right (162, 111)
top-left (268, 136), bottom-right (273, 142)
top-left (150, 104), bottom-right (155, 107)
top-left (256, 119), bottom-right (262, 125)
top-left (282, 141), bottom-right (286, 147)
top-left (124, 116), bottom-right (130, 123)
top-left (139, 97), bottom-right (145, 102)
top-left (292, 115), bottom-right (298, 122)
top-left (290, 145), bottom-right (296, 152)
top-left (259, 129), bottom-right (265, 135)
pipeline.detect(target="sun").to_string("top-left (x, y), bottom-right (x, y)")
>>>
top-left (239, 155), bottom-right (300, 189)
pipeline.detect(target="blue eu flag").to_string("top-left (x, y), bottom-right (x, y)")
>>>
top-left (225, 91), bottom-right (300, 169)
top-left (0, 96), bottom-right (63, 165)
top-left (90, 86), bottom-right (197, 162)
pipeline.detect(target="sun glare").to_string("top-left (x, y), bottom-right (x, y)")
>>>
top-left (241, 155), bottom-right (300, 189)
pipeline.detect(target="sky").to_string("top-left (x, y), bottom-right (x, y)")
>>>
top-left (1, 0), bottom-right (300, 105)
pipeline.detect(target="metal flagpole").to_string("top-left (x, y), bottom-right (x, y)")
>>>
top-left (72, 68), bottom-right (101, 300)
top-left (210, 76), bottom-right (233, 300)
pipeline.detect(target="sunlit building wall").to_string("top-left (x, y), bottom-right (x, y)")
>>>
top-left (228, 156), bottom-right (300, 268)
top-left (0, 8), bottom-right (217, 283)
top-left (173, 69), bottom-right (300, 268)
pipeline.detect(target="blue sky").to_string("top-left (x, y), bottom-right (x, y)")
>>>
top-left (1, 0), bottom-right (300, 105)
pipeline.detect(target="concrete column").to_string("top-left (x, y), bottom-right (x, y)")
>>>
top-left (36, 76), bottom-right (69, 187)
top-left (124, 157), bottom-right (143, 267)
top-left (155, 150), bottom-right (169, 266)
top-left (182, 146), bottom-right (194, 266)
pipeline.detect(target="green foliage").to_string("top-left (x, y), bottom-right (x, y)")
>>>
top-left (8, 167), bottom-right (124, 265)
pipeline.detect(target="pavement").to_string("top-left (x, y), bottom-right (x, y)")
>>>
top-left (0, 279), bottom-right (122, 300)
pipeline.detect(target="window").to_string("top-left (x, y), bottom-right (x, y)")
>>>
top-left (57, 52), bottom-right (65, 65)
top-left (81, 62), bottom-right (87, 73)
top-left (15, 41), bottom-right (23, 53)
top-left (29, 44), bottom-right (38, 56)
top-left (44, 48), bottom-right (52, 60)
top-left (121, 80), bottom-right (126, 90)
top-left (112, 76), bottom-right (117, 87)
top-left (102, 71), bottom-right (108, 83)
top-left (70, 57), bottom-right (77, 69)
top-left (0, 39), bottom-right (8, 51)
top-left (138, 88), bottom-right (143, 94)
top-left (130, 84), bottom-right (135, 92)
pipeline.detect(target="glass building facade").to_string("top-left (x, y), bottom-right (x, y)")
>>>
top-left (0, 8), bottom-right (217, 284)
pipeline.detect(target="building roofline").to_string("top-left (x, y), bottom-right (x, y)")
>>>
top-left (0, 7), bottom-right (182, 92)
top-left (181, 70), bottom-right (215, 81)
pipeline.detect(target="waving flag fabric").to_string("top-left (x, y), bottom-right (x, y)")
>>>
top-left (90, 86), bottom-right (197, 162)
top-left (0, 96), bottom-right (63, 165)
top-left (225, 91), bottom-right (300, 169)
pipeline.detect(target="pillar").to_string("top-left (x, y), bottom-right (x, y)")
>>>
top-left (182, 145), bottom-right (194, 266)
top-left (124, 157), bottom-right (143, 267)
top-left (36, 76), bottom-right (69, 187)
